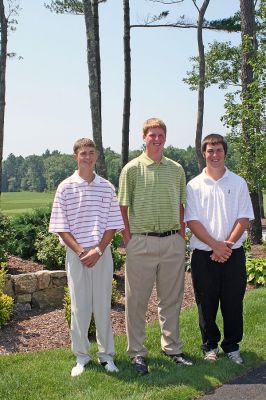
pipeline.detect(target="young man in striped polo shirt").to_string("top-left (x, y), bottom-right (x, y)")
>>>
top-left (118, 118), bottom-right (193, 374)
top-left (185, 134), bottom-right (254, 364)
top-left (49, 138), bottom-right (124, 377)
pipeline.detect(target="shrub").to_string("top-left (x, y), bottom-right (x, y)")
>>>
top-left (185, 227), bottom-right (192, 271)
top-left (64, 278), bottom-right (121, 337)
top-left (0, 292), bottom-right (14, 328)
top-left (0, 213), bottom-right (14, 262)
top-left (243, 236), bottom-right (252, 254)
top-left (0, 264), bottom-right (14, 328)
top-left (0, 263), bottom-right (8, 290)
top-left (246, 257), bottom-right (266, 287)
top-left (111, 278), bottom-right (121, 305)
top-left (10, 207), bottom-right (51, 259)
top-left (35, 233), bottom-right (66, 270)
top-left (111, 233), bottom-right (125, 272)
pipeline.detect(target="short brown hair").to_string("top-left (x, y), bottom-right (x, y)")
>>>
top-left (143, 118), bottom-right (167, 137)
top-left (201, 134), bottom-right (228, 155)
top-left (73, 138), bottom-right (96, 154)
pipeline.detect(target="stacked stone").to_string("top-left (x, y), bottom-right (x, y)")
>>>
top-left (3, 271), bottom-right (67, 311)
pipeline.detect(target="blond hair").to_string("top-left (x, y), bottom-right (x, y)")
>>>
top-left (143, 118), bottom-right (167, 136)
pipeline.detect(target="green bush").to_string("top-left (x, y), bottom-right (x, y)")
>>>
top-left (0, 263), bottom-right (8, 290)
top-left (111, 233), bottom-right (125, 272)
top-left (0, 292), bottom-right (14, 328)
top-left (0, 264), bottom-right (14, 328)
top-left (0, 213), bottom-right (14, 262)
top-left (246, 257), bottom-right (266, 286)
top-left (185, 228), bottom-right (192, 271)
top-left (35, 232), bottom-right (66, 270)
top-left (64, 278), bottom-right (121, 337)
top-left (10, 207), bottom-right (51, 259)
top-left (243, 236), bottom-right (252, 254)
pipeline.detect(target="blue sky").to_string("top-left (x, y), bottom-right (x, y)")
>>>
top-left (3, 0), bottom-right (240, 159)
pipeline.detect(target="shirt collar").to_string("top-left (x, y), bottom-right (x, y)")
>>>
top-left (139, 152), bottom-right (168, 166)
top-left (71, 170), bottom-right (100, 184)
top-left (202, 166), bottom-right (229, 182)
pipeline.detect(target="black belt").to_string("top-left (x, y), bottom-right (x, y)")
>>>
top-left (140, 229), bottom-right (179, 237)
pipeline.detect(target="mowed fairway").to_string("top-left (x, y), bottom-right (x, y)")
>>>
top-left (1, 192), bottom-right (55, 216)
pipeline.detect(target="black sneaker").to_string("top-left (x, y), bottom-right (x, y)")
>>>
top-left (163, 352), bottom-right (193, 366)
top-left (131, 356), bottom-right (148, 375)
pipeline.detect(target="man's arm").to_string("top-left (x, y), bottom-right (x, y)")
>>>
top-left (178, 204), bottom-right (185, 239)
top-left (225, 218), bottom-right (250, 247)
top-left (187, 220), bottom-right (232, 261)
top-left (58, 229), bottom-right (116, 268)
top-left (120, 205), bottom-right (131, 247)
top-left (58, 232), bottom-right (83, 255)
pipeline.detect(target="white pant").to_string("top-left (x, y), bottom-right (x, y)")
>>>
top-left (66, 246), bottom-right (115, 364)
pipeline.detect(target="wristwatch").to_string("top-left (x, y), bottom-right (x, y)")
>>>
top-left (95, 246), bottom-right (103, 256)
top-left (78, 249), bottom-right (85, 258)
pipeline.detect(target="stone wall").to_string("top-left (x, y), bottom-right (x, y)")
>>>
top-left (3, 270), bottom-right (67, 311)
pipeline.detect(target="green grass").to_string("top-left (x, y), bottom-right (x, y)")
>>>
top-left (0, 288), bottom-right (265, 400)
top-left (0, 192), bottom-right (54, 216)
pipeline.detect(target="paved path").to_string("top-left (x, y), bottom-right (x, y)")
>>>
top-left (199, 363), bottom-right (266, 400)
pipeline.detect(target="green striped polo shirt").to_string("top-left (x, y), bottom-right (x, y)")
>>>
top-left (118, 152), bottom-right (186, 233)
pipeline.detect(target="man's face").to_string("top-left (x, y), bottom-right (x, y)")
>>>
top-left (74, 146), bottom-right (98, 170)
top-left (143, 127), bottom-right (166, 154)
top-left (204, 143), bottom-right (225, 169)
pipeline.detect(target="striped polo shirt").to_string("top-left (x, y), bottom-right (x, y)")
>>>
top-left (49, 171), bottom-right (124, 248)
top-left (118, 152), bottom-right (186, 233)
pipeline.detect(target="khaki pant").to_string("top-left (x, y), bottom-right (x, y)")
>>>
top-left (125, 233), bottom-right (185, 358)
top-left (66, 246), bottom-right (115, 365)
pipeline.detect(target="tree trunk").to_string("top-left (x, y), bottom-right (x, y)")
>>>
top-left (83, 0), bottom-right (107, 178)
top-left (0, 0), bottom-right (7, 196)
top-left (250, 191), bottom-right (263, 244)
top-left (194, 0), bottom-right (210, 172)
top-left (258, 190), bottom-right (265, 219)
top-left (121, 0), bottom-right (131, 168)
top-left (240, 0), bottom-right (262, 243)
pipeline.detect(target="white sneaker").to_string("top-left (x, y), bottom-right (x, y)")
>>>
top-left (227, 350), bottom-right (243, 364)
top-left (101, 360), bottom-right (119, 373)
top-left (71, 362), bottom-right (88, 377)
top-left (204, 347), bottom-right (219, 362)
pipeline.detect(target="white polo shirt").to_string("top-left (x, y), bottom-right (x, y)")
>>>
top-left (49, 171), bottom-right (124, 248)
top-left (184, 167), bottom-right (254, 250)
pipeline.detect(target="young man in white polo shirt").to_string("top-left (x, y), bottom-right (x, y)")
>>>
top-left (185, 134), bottom-right (254, 364)
top-left (49, 138), bottom-right (124, 377)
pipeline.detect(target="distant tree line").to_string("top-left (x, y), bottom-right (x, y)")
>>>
top-left (1, 144), bottom-right (242, 193)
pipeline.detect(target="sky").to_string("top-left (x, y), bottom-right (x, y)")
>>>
top-left (3, 0), bottom-right (240, 159)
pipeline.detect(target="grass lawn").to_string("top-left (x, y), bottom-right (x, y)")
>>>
top-left (0, 288), bottom-right (265, 400)
top-left (0, 192), bottom-right (54, 216)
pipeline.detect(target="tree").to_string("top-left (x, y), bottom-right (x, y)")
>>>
top-left (192, 0), bottom-right (210, 171)
top-left (238, 0), bottom-right (263, 243)
top-left (0, 0), bottom-right (20, 195)
top-left (20, 156), bottom-right (46, 192)
top-left (121, 0), bottom-right (131, 167)
top-left (46, 0), bottom-right (107, 177)
top-left (1, 153), bottom-right (24, 191)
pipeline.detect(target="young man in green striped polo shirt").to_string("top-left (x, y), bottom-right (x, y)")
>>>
top-left (118, 118), bottom-right (193, 374)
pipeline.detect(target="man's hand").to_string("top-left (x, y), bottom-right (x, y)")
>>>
top-left (211, 241), bottom-right (232, 263)
top-left (80, 249), bottom-right (100, 268)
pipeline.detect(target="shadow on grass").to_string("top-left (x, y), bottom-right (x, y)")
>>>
top-left (109, 351), bottom-right (265, 390)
